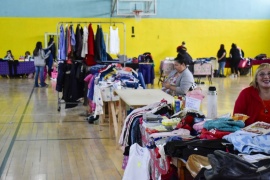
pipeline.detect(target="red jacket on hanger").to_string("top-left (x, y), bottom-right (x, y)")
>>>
top-left (85, 23), bottom-right (96, 66)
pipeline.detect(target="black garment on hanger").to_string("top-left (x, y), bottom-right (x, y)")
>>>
top-left (75, 24), bottom-right (83, 59)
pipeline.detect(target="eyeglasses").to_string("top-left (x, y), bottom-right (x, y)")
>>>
top-left (258, 72), bottom-right (270, 78)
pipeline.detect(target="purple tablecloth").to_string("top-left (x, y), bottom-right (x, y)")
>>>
top-left (0, 61), bottom-right (35, 75)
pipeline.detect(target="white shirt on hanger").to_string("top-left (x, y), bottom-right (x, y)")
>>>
top-left (122, 143), bottom-right (150, 180)
top-left (109, 26), bottom-right (120, 55)
top-left (81, 26), bottom-right (88, 58)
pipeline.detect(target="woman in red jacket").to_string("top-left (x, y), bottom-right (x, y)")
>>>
top-left (233, 63), bottom-right (270, 126)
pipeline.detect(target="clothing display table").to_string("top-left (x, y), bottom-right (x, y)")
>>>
top-left (0, 61), bottom-right (35, 75)
top-left (114, 89), bottom-right (174, 145)
top-left (160, 60), bottom-right (175, 76)
top-left (193, 63), bottom-right (212, 84)
top-left (251, 59), bottom-right (270, 65)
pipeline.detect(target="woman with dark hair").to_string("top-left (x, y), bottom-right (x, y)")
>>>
top-left (217, 44), bottom-right (226, 77)
top-left (229, 43), bottom-right (241, 78)
top-left (33, 41), bottom-right (51, 87)
top-left (3, 50), bottom-right (18, 78)
top-left (162, 54), bottom-right (195, 96)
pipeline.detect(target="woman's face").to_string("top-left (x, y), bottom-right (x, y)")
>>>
top-left (174, 61), bottom-right (185, 73)
top-left (257, 68), bottom-right (270, 89)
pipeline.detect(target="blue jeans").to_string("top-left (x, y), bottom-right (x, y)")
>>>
top-left (218, 61), bottom-right (226, 75)
top-left (35, 66), bottom-right (45, 87)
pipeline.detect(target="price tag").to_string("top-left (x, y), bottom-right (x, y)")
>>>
top-left (185, 96), bottom-right (201, 111)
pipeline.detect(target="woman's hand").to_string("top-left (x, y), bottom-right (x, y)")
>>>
top-left (164, 82), bottom-right (171, 89)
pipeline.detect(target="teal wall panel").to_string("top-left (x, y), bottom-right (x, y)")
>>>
top-left (0, 0), bottom-right (269, 19)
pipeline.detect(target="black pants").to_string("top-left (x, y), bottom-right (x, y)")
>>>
top-left (230, 58), bottom-right (241, 74)
top-left (8, 60), bottom-right (18, 77)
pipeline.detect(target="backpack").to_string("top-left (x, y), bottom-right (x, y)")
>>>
top-left (255, 54), bottom-right (267, 60)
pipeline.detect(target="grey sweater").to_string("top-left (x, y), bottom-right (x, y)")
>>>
top-left (164, 68), bottom-right (194, 95)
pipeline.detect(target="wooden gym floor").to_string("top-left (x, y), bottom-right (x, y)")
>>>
top-left (0, 74), bottom-right (252, 180)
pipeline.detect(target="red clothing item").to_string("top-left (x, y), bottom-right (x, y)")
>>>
top-left (85, 23), bottom-right (96, 66)
top-left (199, 128), bottom-right (231, 140)
top-left (233, 86), bottom-right (270, 126)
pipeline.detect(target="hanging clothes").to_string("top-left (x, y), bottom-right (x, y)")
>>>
top-left (59, 24), bottom-right (66, 60)
top-left (109, 26), bottom-right (120, 55)
top-left (94, 25), bottom-right (101, 61)
top-left (99, 27), bottom-right (107, 62)
top-left (81, 25), bottom-right (88, 58)
top-left (75, 24), bottom-right (83, 59)
top-left (65, 25), bottom-right (69, 60)
top-left (70, 25), bottom-right (76, 52)
top-left (86, 23), bottom-right (96, 66)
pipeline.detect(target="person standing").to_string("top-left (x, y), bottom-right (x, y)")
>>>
top-left (229, 43), bottom-right (241, 78)
top-left (33, 42), bottom-right (51, 87)
top-left (217, 44), bottom-right (226, 77)
top-left (230, 43), bottom-right (241, 77)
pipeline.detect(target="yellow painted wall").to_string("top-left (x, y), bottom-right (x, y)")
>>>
top-left (0, 17), bottom-right (270, 74)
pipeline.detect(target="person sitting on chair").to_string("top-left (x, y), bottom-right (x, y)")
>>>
top-left (3, 50), bottom-right (18, 78)
top-left (162, 54), bottom-right (195, 96)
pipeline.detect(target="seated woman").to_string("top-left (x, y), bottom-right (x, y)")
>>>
top-left (234, 63), bottom-right (270, 126)
top-left (3, 50), bottom-right (18, 78)
top-left (24, 51), bottom-right (32, 61)
top-left (162, 54), bottom-right (195, 96)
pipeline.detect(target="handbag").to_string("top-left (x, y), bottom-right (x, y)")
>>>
top-left (238, 59), bottom-right (247, 68)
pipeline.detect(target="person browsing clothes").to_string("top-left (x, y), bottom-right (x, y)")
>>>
top-left (233, 63), bottom-right (270, 126)
top-left (33, 41), bottom-right (52, 88)
top-left (162, 54), bottom-right (195, 96)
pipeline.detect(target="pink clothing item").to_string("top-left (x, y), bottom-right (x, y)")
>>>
top-left (149, 128), bottom-right (190, 138)
top-left (84, 74), bottom-right (94, 89)
top-left (186, 89), bottom-right (205, 101)
top-left (233, 86), bottom-right (264, 126)
top-left (193, 120), bottom-right (206, 132)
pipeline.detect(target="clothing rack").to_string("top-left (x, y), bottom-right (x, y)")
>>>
top-left (56, 21), bottom-right (126, 63)
top-left (55, 21), bottom-right (126, 112)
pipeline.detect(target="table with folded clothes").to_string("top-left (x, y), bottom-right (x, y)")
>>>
top-left (97, 60), bottom-right (139, 71)
top-left (163, 112), bottom-right (270, 180)
top-left (84, 64), bottom-right (147, 142)
top-left (193, 58), bottom-right (213, 84)
top-left (120, 100), bottom-right (270, 180)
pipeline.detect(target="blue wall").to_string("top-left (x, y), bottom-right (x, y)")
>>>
top-left (1, 0), bottom-right (270, 19)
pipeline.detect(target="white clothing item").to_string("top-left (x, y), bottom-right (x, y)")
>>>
top-left (109, 26), bottom-right (120, 54)
top-left (81, 26), bottom-right (88, 58)
top-left (149, 128), bottom-right (190, 138)
top-left (158, 144), bottom-right (166, 161)
top-left (93, 84), bottom-right (103, 117)
top-left (122, 143), bottom-right (150, 180)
